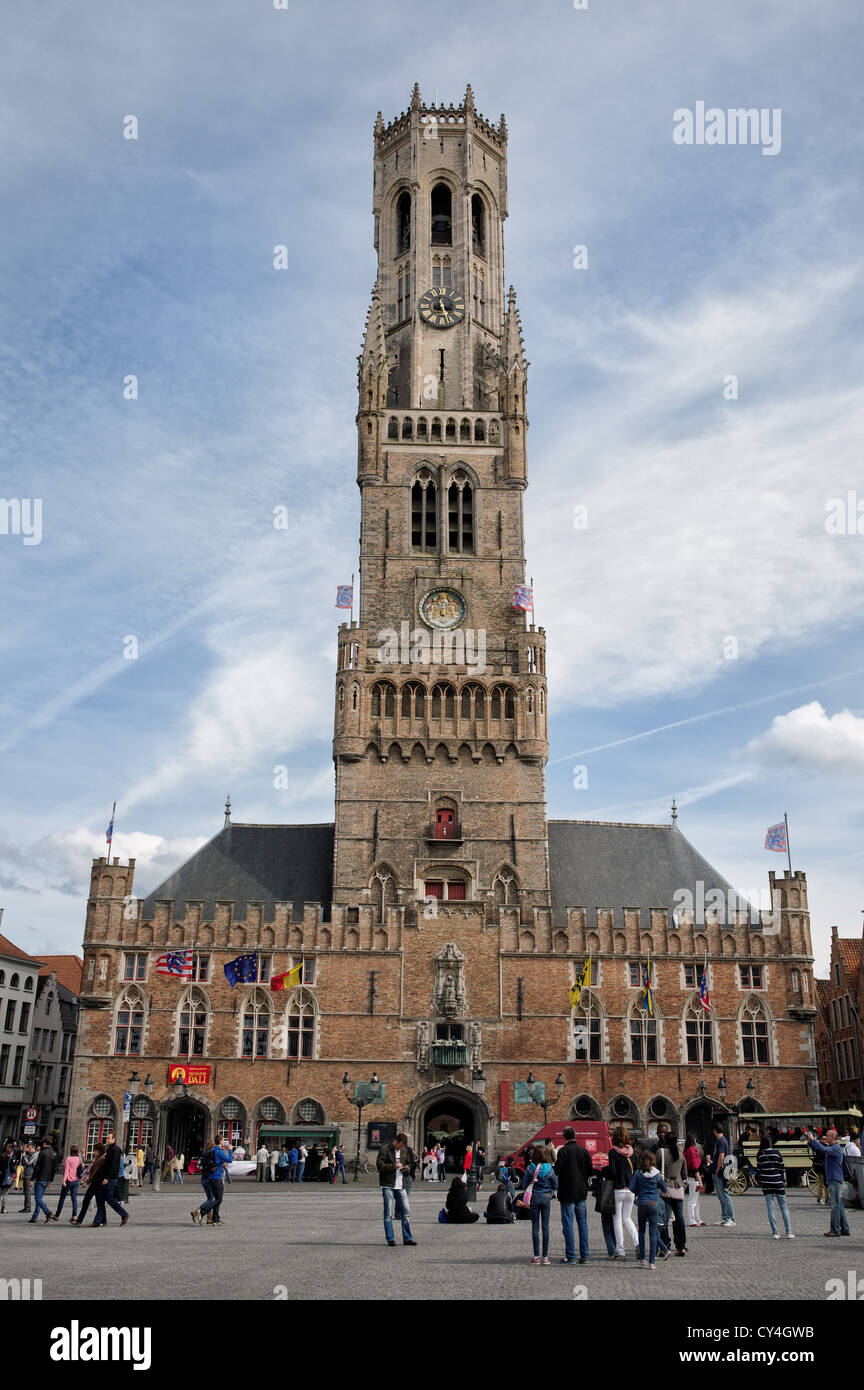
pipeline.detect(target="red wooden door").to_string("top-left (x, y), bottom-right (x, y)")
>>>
top-left (436, 810), bottom-right (455, 839)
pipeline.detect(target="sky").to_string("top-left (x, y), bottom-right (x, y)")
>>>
top-left (0, 0), bottom-right (861, 974)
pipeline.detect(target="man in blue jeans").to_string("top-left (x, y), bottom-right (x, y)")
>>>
top-left (807, 1127), bottom-right (850, 1237)
top-left (93, 1130), bottom-right (129, 1227)
top-left (30, 1137), bottom-right (58, 1224)
top-left (555, 1126), bottom-right (595, 1263)
top-left (711, 1124), bottom-right (736, 1227)
top-left (376, 1133), bottom-right (417, 1246)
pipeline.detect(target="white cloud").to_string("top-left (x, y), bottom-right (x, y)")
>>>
top-left (747, 701), bottom-right (864, 774)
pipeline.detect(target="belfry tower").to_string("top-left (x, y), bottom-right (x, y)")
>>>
top-left (333, 84), bottom-right (551, 924)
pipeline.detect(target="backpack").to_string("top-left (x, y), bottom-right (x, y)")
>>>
top-left (200, 1149), bottom-right (218, 1179)
top-left (438, 1207), bottom-right (448, 1223)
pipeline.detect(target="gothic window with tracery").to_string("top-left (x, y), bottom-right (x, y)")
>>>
top-left (448, 470), bottom-right (474, 553)
top-left (411, 469), bottom-right (437, 551)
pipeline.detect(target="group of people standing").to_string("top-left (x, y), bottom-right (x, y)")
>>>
top-left (254, 1142), bottom-right (347, 1183)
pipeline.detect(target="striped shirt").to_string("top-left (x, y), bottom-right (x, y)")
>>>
top-left (756, 1146), bottom-right (786, 1192)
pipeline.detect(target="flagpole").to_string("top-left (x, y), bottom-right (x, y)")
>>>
top-left (106, 800), bottom-right (116, 861)
top-left (784, 811), bottom-right (792, 874)
top-left (351, 572), bottom-right (355, 626)
top-left (528, 575), bottom-right (533, 632)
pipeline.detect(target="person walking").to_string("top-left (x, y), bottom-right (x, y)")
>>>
top-left (256, 1143), bottom-right (269, 1182)
top-left (135, 1144), bottom-right (145, 1185)
top-left (436, 1143), bottom-right (446, 1180)
top-left (445, 1175), bottom-right (480, 1223)
top-left (30, 1136), bottom-right (58, 1224)
top-left (684, 1133), bottom-right (706, 1227)
top-left (475, 1143), bottom-right (486, 1190)
top-left (376, 1132), bottom-right (417, 1246)
top-left (72, 1145), bottom-right (106, 1226)
top-left (17, 1142), bottom-right (35, 1213)
top-left (193, 1138), bottom-right (232, 1225)
top-left (462, 1143), bottom-right (473, 1186)
top-left (332, 1144), bottom-right (346, 1184)
top-left (555, 1125), bottom-right (594, 1265)
top-left (657, 1134), bottom-right (687, 1255)
top-left (524, 1145), bottom-right (558, 1265)
top-left (52, 1146), bottom-right (84, 1222)
top-left (171, 1151), bottom-right (185, 1185)
top-left (609, 1124), bottom-right (639, 1260)
top-left (629, 1149), bottom-right (670, 1270)
top-left (93, 1130), bottom-right (130, 1227)
top-left (143, 1142), bottom-right (156, 1186)
top-left (160, 1145), bottom-right (175, 1183)
top-left (806, 1127), bottom-right (850, 1238)
top-left (711, 1124), bottom-right (736, 1227)
top-left (756, 1134), bottom-right (794, 1239)
top-left (0, 1141), bottom-right (15, 1214)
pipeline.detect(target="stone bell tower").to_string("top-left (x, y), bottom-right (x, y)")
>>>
top-left (333, 83), bottom-right (550, 926)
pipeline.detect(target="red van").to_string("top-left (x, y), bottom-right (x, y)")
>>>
top-left (502, 1119), bottom-right (613, 1175)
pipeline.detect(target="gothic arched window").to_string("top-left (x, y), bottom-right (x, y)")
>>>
top-left (629, 997), bottom-right (659, 1064)
top-left (113, 988), bottom-right (145, 1056)
top-left (430, 182), bottom-right (452, 245)
top-left (396, 190), bottom-right (411, 254)
top-left (432, 255), bottom-right (451, 290)
top-left (573, 990), bottom-right (602, 1062)
top-left (411, 469), bottom-right (437, 551)
top-left (371, 682), bottom-right (395, 719)
top-left (684, 995), bottom-right (714, 1064)
top-left (286, 990), bottom-right (317, 1060)
top-left (492, 868), bottom-right (519, 906)
top-left (241, 988), bottom-right (272, 1058)
top-left (371, 866), bottom-right (396, 920)
top-left (471, 193), bottom-right (486, 256)
top-left (401, 683), bottom-right (425, 719)
top-left (740, 996), bottom-right (771, 1066)
top-left (397, 265), bottom-right (411, 322)
top-left (176, 986), bottom-right (209, 1057)
top-left (448, 470), bottom-right (474, 553)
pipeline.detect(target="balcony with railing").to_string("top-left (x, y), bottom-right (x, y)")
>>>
top-left (430, 1042), bottom-right (469, 1068)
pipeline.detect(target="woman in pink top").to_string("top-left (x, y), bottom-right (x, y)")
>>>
top-left (52, 1146), bottom-right (84, 1222)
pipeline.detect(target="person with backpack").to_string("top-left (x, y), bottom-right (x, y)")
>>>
top-left (711, 1123), bottom-right (736, 1227)
top-left (193, 1137), bottom-right (232, 1225)
top-left (805, 1127), bottom-right (851, 1237)
top-left (609, 1125), bottom-right (639, 1260)
top-left (629, 1148), bottom-right (670, 1270)
top-left (52, 1145), bottom-right (84, 1222)
top-left (523, 1145), bottom-right (558, 1265)
top-left (683, 1133), bottom-right (706, 1226)
top-left (755, 1134), bottom-right (794, 1239)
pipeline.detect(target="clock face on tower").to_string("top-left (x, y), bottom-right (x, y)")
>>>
top-left (418, 288), bottom-right (466, 329)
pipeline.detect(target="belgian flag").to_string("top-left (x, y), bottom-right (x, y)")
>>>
top-left (270, 962), bottom-right (303, 992)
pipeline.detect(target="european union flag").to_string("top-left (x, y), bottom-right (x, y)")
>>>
top-left (224, 952), bottom-right (258, 987)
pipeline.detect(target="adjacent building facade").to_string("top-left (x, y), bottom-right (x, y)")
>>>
top-left (815, 924), bottom-right (864, 1113)
top-left (0, 924), bottom-right (42, 1139)
top-left (69, 86), bottom-right (819, 1165)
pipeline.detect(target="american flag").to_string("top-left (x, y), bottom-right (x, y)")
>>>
top-left (154, 950), bottom-right (194, 980)
top-left (764, 821), bottom-right (787, 852)
top-left (699, 966), bottom-right (711, 1011)
top-left (512, 584), bottom-right (533, 612)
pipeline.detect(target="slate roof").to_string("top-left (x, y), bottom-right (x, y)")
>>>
top-left (547, 820), bottom-right (748, 928)
top-left (141, 824), bottom-right (334, 922)
top-left (140, 817), bottom-right (746, 931)
top-left (815, 978), bottom-right (831, 1017)
top-left (38, 955), bottom-right (83, 996)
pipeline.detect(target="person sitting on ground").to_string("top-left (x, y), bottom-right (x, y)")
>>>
top-left (445, 1175), bottom-right (480, 1223)
top-left (484, 1181), bottom-right (515, 1224)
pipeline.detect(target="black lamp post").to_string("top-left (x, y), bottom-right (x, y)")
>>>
top-left (343, 1072), bottom-right (380, 1182)
top-left (526, 1071), bottom-right (565, 1126)
top-left (466, 1068), bottom-right (487, 1202)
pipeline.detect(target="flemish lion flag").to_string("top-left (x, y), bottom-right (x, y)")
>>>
top-left (270, 962), bottom-right (303, 992)
top-left (568, 958), bottom-right (591, 1008)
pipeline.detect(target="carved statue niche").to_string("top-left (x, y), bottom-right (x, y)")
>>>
top-left (416, 1020), bottom-right (430, 1071)
top-left (469, 1021), bottom-right (482, 1069)
top-left (433, 942), bottom-right (467, 1018)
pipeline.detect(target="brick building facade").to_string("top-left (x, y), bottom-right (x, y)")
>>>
top-left (815, 924), bottom-right (864, 1113)
top-left (69, 86), bottom-right (819, 1166)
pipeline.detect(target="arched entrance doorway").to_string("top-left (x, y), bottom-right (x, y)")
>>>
top-left (684, 1100), bottom-right (719, 1152)
top-left (406, 1083), bottom-right (492, 1177)
top-left (163, 1098), bottom-right (209, 1162)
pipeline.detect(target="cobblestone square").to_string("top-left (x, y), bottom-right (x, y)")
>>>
top-left (1, 1183), bottom-right (862, 1302)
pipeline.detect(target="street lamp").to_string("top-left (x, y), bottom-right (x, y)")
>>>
top-left (525, 1072), bottom-right (565, 1126)
top-left (343, 1072), bottom-right (382, 1183)
top-left (465, 1069), bottom-right (487, 1202)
